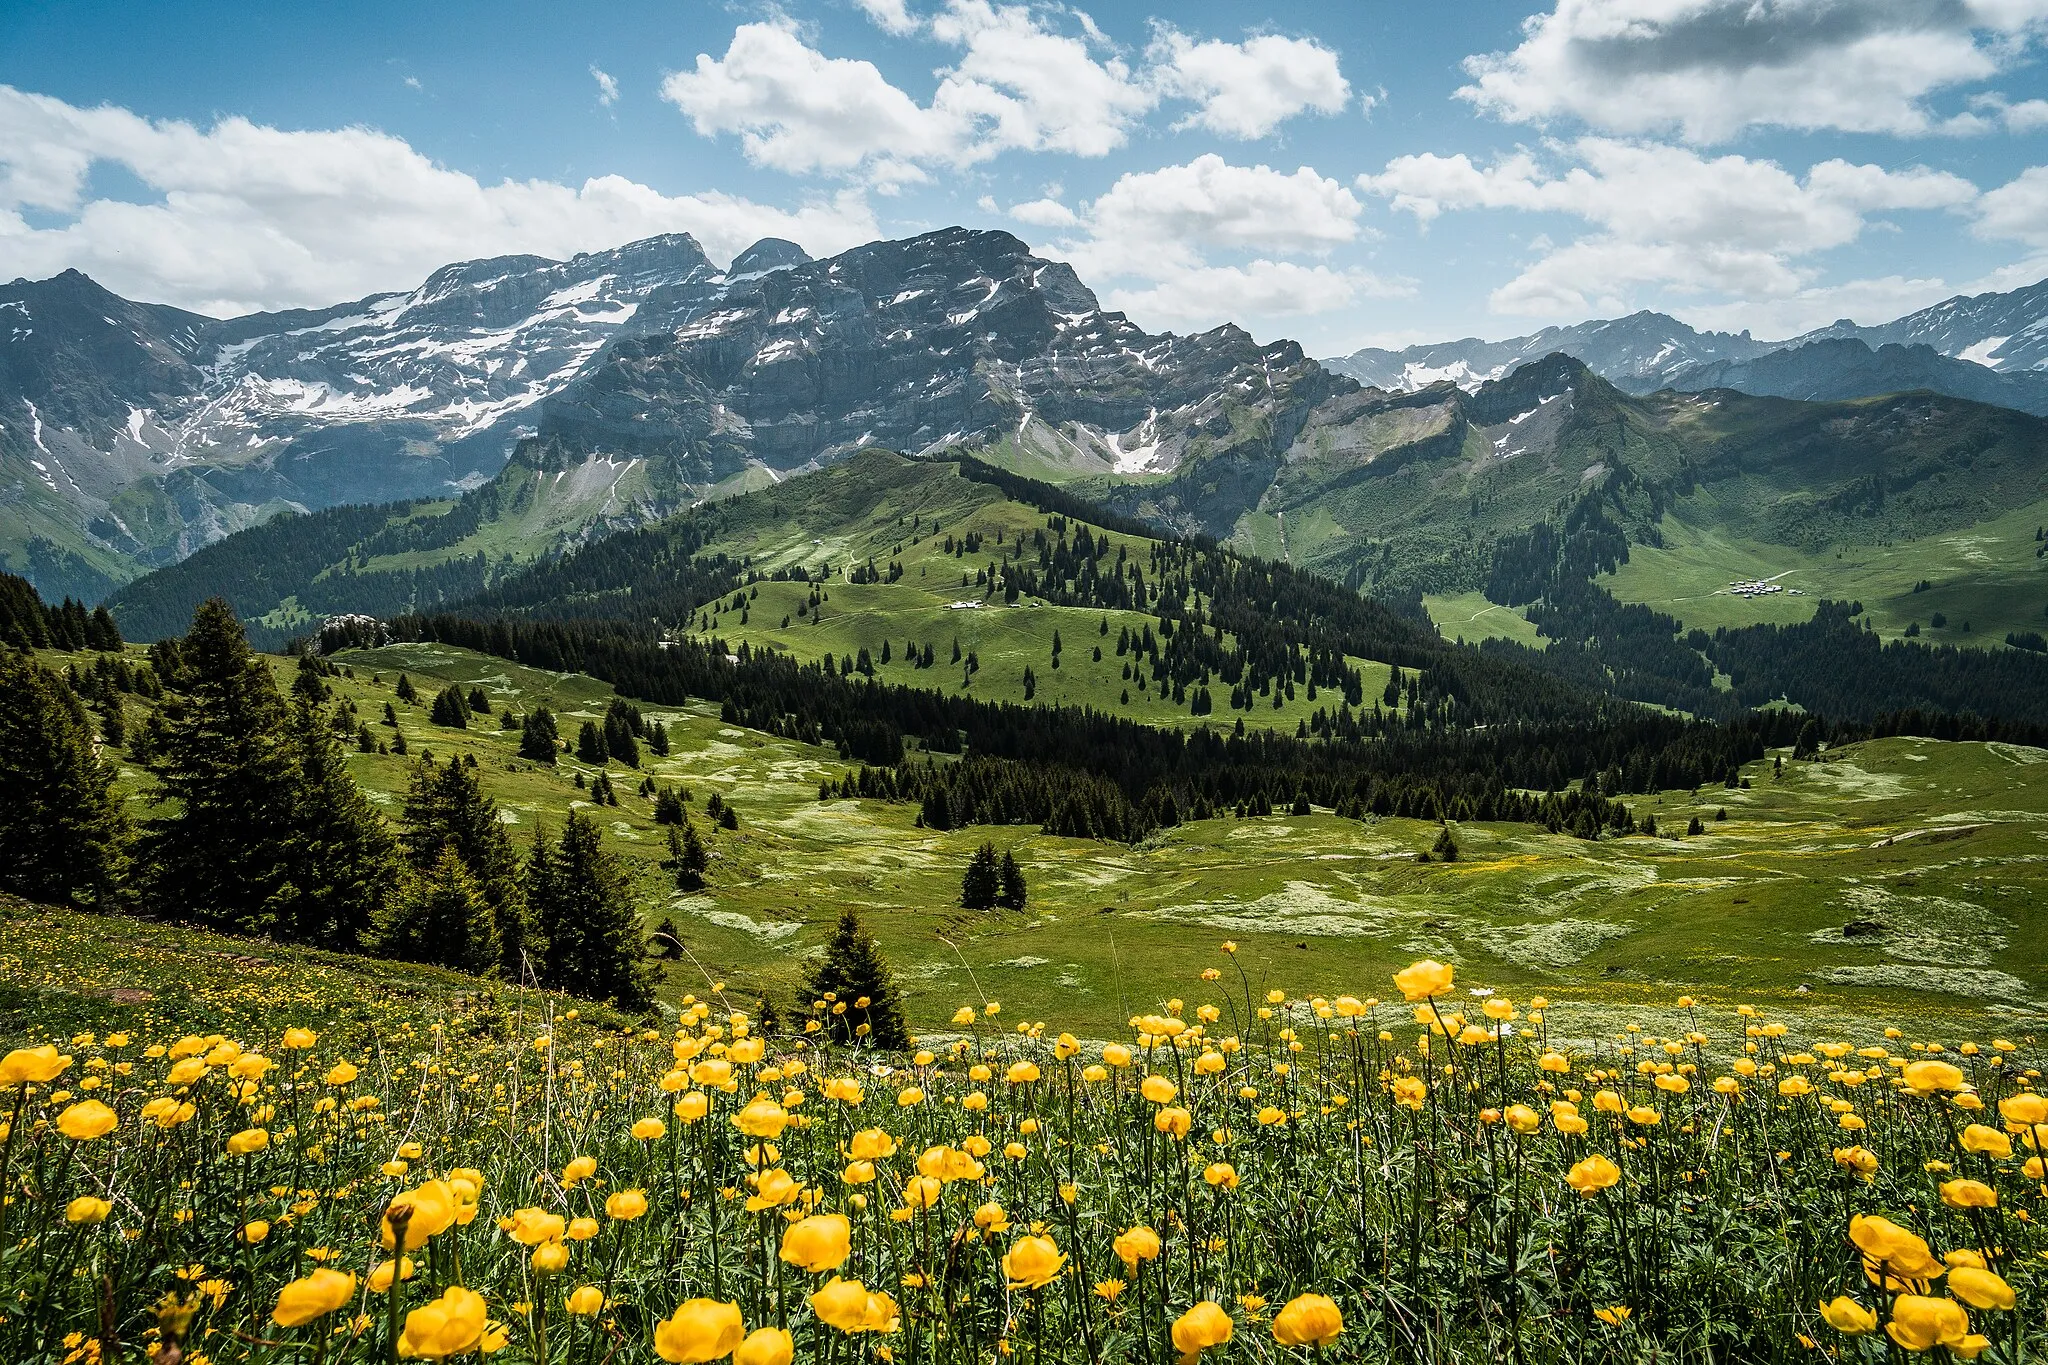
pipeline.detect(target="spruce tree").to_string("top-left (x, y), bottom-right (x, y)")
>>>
top-left (530, 810), bottom-right (654, 1009)
top-left (429, 686), bottom-right (469, 729)
top-left (960, 842), bottom-right (1000, 910)
top-left (653, 785), bottom-right (685, 825)
top-left (647, 720), bottom-right (670, 757)
top-left (466, 686), bottom-right (492, 715)
top-left (520, 706), bottom-right (559, 764)
top-left (668, 819), bottom-right (708, 891)
top-left (0, 651), bottom-right (126, 905)
top-left (395, 673), bottom-right (417, 704)
top-left (378, 845), bottom-right (500, 975)
top-left (603, 699), bottom-right (640, 768)
top-left (277, 693), bottom-right (395, 950)
top-left (997, 850), bottom-right (1027, 911)
top-left (805, 910), bottom-right (909, 1049)
top-left (396, 755), bottom-right (534, 978)
top-left (577, 720), bottom-right (607, 765)
top-left (137, 600), bottom-right (298, 933)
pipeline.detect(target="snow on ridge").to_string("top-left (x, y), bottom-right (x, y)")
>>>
top-left (1958, 336), bottom-right (2008, 367)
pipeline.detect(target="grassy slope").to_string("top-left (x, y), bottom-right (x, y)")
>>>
top-left (676, 459), bottom-right (1392, 733)
top-left (17, 639), bottom-right (2046, 1045)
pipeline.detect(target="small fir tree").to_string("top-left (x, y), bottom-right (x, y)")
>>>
top-left (805, 909), bottom-right (910, 1049)
top-left (530, 810), bottom-right (654, 1009)
top-left (520, 706), bottom-right (559, 764)
top-left (577, 721), bottom-right (607, 765)
top-left (960, 842), bottom-right (1001, 910)
top-left (378, 844), bottom-right (500, 975)
top-left (429, 687), bottom-right (469, 729)
top-left (996, 850), bottom-right (1027, 911)
top-left (0, 651), bottom-right (127, 906)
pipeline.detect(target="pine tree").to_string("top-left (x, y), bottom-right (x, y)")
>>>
top-left (647, 720), bottom-right (671, 757)
top-left (603, 699), bottom-right (640, 768)
top-left (805, 910), bottom-right (910, 1049)
top-left (466, 686), bottom-right (492, 715)
top-left (996, 850), bottom-right (1027, 910)
top-left (520, 706), bottom-right (559, 764)
top-left (0, 651), bottom-right (126, 905)
top-left (667, 819), bottom-right (708, 891)
top-left (429, 686), bottom-right (469, 729)
top-left (378, 845), bottom-right (500, 975)
top-left (960, 842), bottom-right (1000, 910)
top-left (653, 785), bottom-right (685, 825)
top-left (137, 600), bottom-right (298, 933)
top-left (530, 810), bottom-right (654, 1009)
top-left (652, 915), bottom-right (683, 959)
top-left (577, 720), bottom-right (607, 765)
top-left (396, 755), bottom-right (534, 978)
top-left (276, 693), bottom-right (395, 951)
top-left (395, 673), bottom-right (417, 704)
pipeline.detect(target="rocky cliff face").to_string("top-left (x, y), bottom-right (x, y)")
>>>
top-left (530, 228), bottom-right (1349, 503)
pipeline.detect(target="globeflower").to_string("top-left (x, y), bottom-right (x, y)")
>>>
top-left (398, 1285), bottom-right (489, 1359)
top-left (1115, 1225), bottom-right (1162, 1269)
top-left (0, 1044), bottom-right (71, 1085)
top-left (1566, 1154), bottom-right (1620, 1196)
top-left (1940, 1179), bottom-right (1997, 1209)
top-left (55, 1099), bottom-right (117, 1141)
top-left (1902, 1060), bottom-right (1966, 1094)
top-left (1818, 1296), bottom-right (1877, 1335)
top-left (1272, 1293), bottom-right (1343, 1347)
top-left (1172, 1301), bottom-right (1234, 1363)
top-left (606, 1188), bottom-right (650, 1221)
top-left (1002, 1235), bottom-right (1066, 1289)
top-left (736, 1327), bottom-right (794, 1365)
top-left (272, 1269), bottom-right (357, 1328)
top-left (383, 1180), bottom-right (457, 1250)
top-left (1393, 959), bottom-right (1454, 1002)
top-left (1885, 1295), bottom-right (1971, 1352)
top-left (1948, 1267), bottom-right (2015, 1312)
top-left (65, 1196), bottom-right (111, 1225)
top-left (780, 1214), bottom-right (852, 1273)
top-left (654, 1298), bottom-right (745, 1363)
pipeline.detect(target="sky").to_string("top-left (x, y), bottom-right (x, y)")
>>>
top-left (2, 0), bottom-right (2045, 356)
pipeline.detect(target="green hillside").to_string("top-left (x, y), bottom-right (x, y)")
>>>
top-left (18, 635), bottom-right (2047, 1039)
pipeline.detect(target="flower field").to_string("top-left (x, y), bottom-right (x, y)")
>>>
top-left (1, 952), bottom-right (2042, 1364)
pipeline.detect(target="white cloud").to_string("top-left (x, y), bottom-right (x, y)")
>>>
top-left (1364, 138), bottom-right (1979, 320)
top-left (0, 85), bottom-right (879, 316)
top-left (1458, 0), bottom-right (2048, 142)
top-left (1106, 260), bottom-right (1407, 332)
top-left (1976, 165), bottom-right (2048, 247)
top-left (665, 9), bottom-right (1353, 186)
top-left (854, 0), bottom-right (922, 37)
top-left (1012, 155), bottom-right (1396, 330)
top-left (1146, 26), bottom-right (1350, 138)
top-left (590, 65), bottom-right (619, 107)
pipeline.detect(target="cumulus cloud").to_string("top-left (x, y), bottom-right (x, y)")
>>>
top-left (0, 85), bottom-right (880, 316)
top-left (590, 66), bottom-right (619, 107)
top-left (665, 8), bottom-right (1352, 186)
top-left (1363, 138), bottom-right (1978, 319)
top-left (1011, 156), bottom-right (1401, 331)
top-left (1146, 26), bottom-right (1350, 138)
top-left (1976, 165), bottom-right (2048, 247)
top-left (1459, 0), bottom-right (2048, 142)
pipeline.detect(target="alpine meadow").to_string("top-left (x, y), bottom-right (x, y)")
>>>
top-left (4, 3), bottom-right (2048, 1362)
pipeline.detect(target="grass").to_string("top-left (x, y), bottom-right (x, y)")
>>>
top-left (22, 641), bottom-right (2048, 1047)
top-left (1422, 590), bottom-right (1545, 648)
top-left (1604, 497), bottom-right (2048, 647)
top-left (679, 471), bottom-right (1388, 733)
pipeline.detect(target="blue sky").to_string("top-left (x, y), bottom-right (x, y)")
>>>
top-left (3, 0), bottom-right (2045, 354)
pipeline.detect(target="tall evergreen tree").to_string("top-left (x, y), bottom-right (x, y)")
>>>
top-left (603, 698), bottom-right (640, 768)
top-left (805, 910), bottom-right (909, 1049)
top-left (378, 845), bottom-right (500, 975)
top-left (576, 720), bottom-right (607, 765)
top-left (960, 842), bottom-right (1000, 910)
top-left (396, 755), bottom-right (533, 978)
top-left (520, 706), bottom-right (559, 763)
top-left (137, 600), bottom-right (298, 933)
top-left (276, 693), bottom-right (395, 950)
top-left (429, 686), bottom-right (469, 728)
top-left (0, 651), bottom-right (126, 905)
top-left (997, 850), bottom-right (1027, 911)
top-left (530, 810), bottom-right (653, 1009)
top-left (665, 819), bottom-right (708, 891)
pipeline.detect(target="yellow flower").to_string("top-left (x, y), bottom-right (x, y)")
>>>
top-left (1566, 1155), bottom-right (1621, 1197)
top-left (280, 1027), bottom-right (318, 1050)
top-left (1391, 1077), bottom-right (1427, 1110)
top-left (1002, 1235), bottom-right (1066, 1290)
top-left (848, 1128), bottom-right (897, 1160)
top-left (746, 1168), bottom-right (804, 1212)
top-left (567, 1217), bottom-right (600, 1242)
top-left (1005, 1060), bottom-right (1041, 1084)
top-left (633, 1117), bottom-right (668, 1141)
top-left (1504, 1104), bottom-right (1541, 1135)
top-left (1940, 1179), bottom-right (1997, 1209)
top-left (65, 1196), bottom-right (111, 1225)
top-left (271, 1269), bottom-right (357, 1328)
top-left (780, 1214), bottom-right (852, 1273)
top-left (1095, 1279), bottom-right (1127, 1302)
top-left (1885, 1295), bottom-right (1971, 1352)
top-left (324, 1061), bottom-right (358, 1086)
top-left (384, 1181), bottom-right (457, 1250)
top-left (735, 1327), bottom-right (794, 1365)
top-left (0, 1045), bottom-right (71, 1085)
top-left (1959, 1124), bottom-right (2010, 1157)
top-left (1818, 1296), bottom-right (1877, 1335)
top-left (733, 1098), bottom-right (789, 1139)
top-left (55, 1100), bottom-right (117, 1141)
top-left (1393, 959), bottom-right (1455, 1002)
top-left (561, 1155), bottom-right (598, 1187)
top-left (1901, 1060), bottom-right (1967, 1094)
top-left (397, 1285), bottom-right (489, 1359)
top-left (566, 1286), bottom-right (606, 1316)
top-left (1539, 1051), bottom-right (1571, 1073)
top-left (1140, 1074), bottom-right (1179, 1104)
top-left (226, 1127), bottom-right (271, 1156)
top-left (1948, 1267), bottom-right (2015, 1312)
top-left (1172, 1301), bottom-right (1235, 1362)
top-left (1203, 1162), bottom-right (1239, 1190)
top-left (243, 1220), bottom-right (271, 1244)
top-left (1594, 1306), bottom-right (1632, 1326)
top-left (1996, 1092), bottom-right (2046, 1125)
top-left (503, 1207), bottom-right (566, 1246)
top-left (1271, 1293), bottom-right (1343, 1347)
top-left (1115, 1225), bottom-right (1162, 1269)
top-left (674, 1093), bottom-right (711, 1123)
top-left (606, 1189), bottom-right (650, 1221)
top-left (532, 1241), bottom-right (569, 1274)
top-left (811, 1277), bottom-right (899, 1334)
top-left (1154, 1106), bottom-right (1192, 1138)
